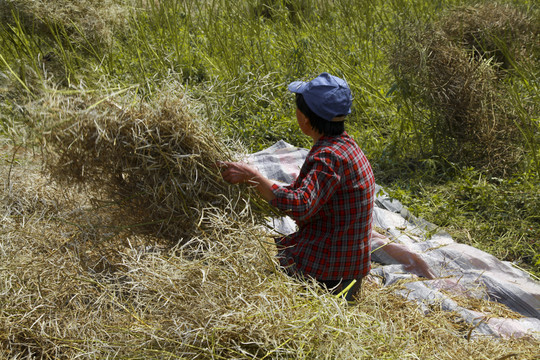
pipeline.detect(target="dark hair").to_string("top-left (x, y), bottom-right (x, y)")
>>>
top-left (295, 94), bottom-right (345, 136)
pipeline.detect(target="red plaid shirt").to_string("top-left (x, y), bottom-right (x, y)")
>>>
top-left (270, 132), bottom-right (375, 281)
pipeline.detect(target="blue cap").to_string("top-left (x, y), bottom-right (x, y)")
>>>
top-left (288, 72), bottom-right (352, 122)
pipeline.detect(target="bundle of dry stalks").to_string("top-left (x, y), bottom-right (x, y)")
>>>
top-left (40, 87), bottom-right (266, 241)
top-left (0, 0), bottom-right (127, 46)
top-left (390, 3), bottom-right (539, 174)
top-left (440, 3), bottom-right (540, 69)
top-left (1, 157), bottom-right (279, 358)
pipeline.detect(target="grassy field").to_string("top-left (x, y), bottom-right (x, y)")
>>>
top-left (1, 0), bottom-right (539, 358)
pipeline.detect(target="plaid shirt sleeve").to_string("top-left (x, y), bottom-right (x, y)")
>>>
top-left (270, 149), bottom-right (342, 223)
top-left (269, 133), bottom-right (375, 281)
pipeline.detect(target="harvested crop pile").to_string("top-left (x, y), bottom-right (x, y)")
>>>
top-left (0, 0), bottom-right (130, 88)
top-left (0, 0), bottom-right (126, 46)
top-left (41, 87), bottom-right (266, 241)
top-left (390, 3), bottom-right (540, 175)
top-left (439, 3), bottom-right (539, 70)
top-left (1, 160), bottom-right (538, 358)
top-left (0, 158), bottom-right (284, 358)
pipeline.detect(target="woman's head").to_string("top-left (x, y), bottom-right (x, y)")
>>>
top-left (295, 93), bottom-right (345, 136)
top-left (288, 72), bottom-right (352, 136)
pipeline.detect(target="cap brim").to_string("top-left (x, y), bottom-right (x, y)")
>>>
top-left (287, 81), bottom-right (308, 93)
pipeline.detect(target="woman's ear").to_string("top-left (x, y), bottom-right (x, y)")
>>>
top-left (298, 110), bottom-right (310, 126)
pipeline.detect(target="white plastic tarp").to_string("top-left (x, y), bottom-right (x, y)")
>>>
top-left (247, 140), bottom-right (540, 339)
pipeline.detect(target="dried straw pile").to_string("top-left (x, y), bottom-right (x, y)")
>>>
top-left (390, 3), bottom-right (539, 174)
top-left (41, 88), bottom-right (264, 241)
top-left (1, 87), bottom-right (538, 358)
top-left (0, 156), bottom-right (281, 358)
top-left (0, 0), bottom-right (127, 46)
top-left (1, 163), bottom-right (538, 358)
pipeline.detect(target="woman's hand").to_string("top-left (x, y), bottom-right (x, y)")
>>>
top-left (218, 161), bottom-right (276, 202)
top-left (218, 161), bottom-right (260, 185)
